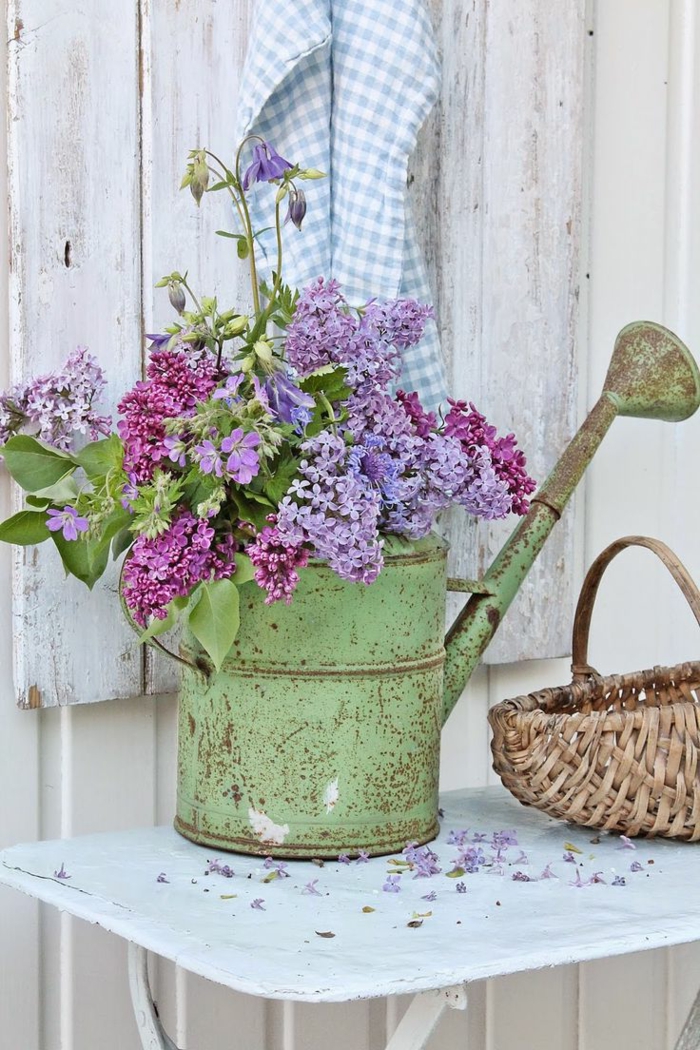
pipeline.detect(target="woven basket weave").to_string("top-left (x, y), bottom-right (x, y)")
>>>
top-left (489, 536), bottom-right (700, 840)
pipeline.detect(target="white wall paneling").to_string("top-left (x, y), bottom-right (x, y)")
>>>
top-left (2, 1), bottom-right (700, 1048)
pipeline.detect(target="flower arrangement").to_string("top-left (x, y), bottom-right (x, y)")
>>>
top-left (0, 138), bottom-right (535, 670)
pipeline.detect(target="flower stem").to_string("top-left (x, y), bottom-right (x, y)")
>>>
top-left (205, 148), bottom-right (261, 315)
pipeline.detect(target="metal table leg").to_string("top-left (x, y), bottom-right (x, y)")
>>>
top-left (384, 985), bottom-right (468, 1050)
top-left (128, 943), bottom-right (179, 1050)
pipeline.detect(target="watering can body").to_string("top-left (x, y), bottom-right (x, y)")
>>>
top-left (176, 535), bottom-right (449, 857)
top-left (175, 321), bottom-right (700, 857)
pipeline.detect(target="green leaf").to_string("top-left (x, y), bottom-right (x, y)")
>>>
top-left (30, 475), bottom-right (80, 504)
top-left (215, 229), bottom-right (239, 238)
top-left (139, 591), bottom-right (197, 643)
top-left (231, 552), bottom-right (255, 586)
top-left (0, 509), bottom-right (51, 545)
top-left (75, 434), bottom-right (123, 479)
top-left (187, 578), bottom-right (241, 671)
top-left (263, 452), bottom-right (300, 504)
top-left (52, 532), bottom-right (110, 589)
top-left (1, 435), bottom-right (74, 493)
top-left (208, 181), bottom-right (230, 192)
top-left (111, 525), bottom-right (134, 561)
top-left (300, 365), bottom-right (351, 402)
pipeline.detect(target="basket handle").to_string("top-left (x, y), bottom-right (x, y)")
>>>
top-left (571, 535), bottom-right (700, 680)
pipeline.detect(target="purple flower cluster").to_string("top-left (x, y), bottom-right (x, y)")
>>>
top-left (117, 348), bottom-right (220, 483)
top-left (0, 347), bottom-right (110, 450)
top-left (444, 400), bottom-right (536, 515)
top-left (121, 509), bottom-right (236, 626)
top-left (247, 524), bottom-right (310, 604)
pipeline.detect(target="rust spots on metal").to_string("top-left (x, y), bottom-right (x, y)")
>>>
top-left (188, 713), bottom-right (196, 736)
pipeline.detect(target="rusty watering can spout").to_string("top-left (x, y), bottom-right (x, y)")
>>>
top-left (442, 321), bottom-right (700, 722)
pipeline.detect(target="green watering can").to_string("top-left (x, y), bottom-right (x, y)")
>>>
top-left (175, 322), bottom-right (700, 858)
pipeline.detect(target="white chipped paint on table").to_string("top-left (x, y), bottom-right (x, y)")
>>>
top-left (2, 787), bottom-right (700, 1048)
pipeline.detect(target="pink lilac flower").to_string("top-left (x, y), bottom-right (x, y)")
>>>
top-left (0, 347), bottom-right (111, 451)
top-left (247, 524), bottom-right (309, 604)
top-left (588, 872), bottom-right (606, 884)
top-left (513, 851), bottom-right (529, 865)
top-left (220, 428), bottom-right (260, 484)
top-left (54, 863), bottom-right (71, 880)
top-left (563, 851), bottom-right (576, 863)
top-left (242, 141), bottom-right (292, 190)
top-left (570, 870), bottom-right (586, 887)
top-left (395, 389), bottom-right (437, 437)
top-left (46, 506), bottom-right (90, 542)
top-left (383, 875), bottom-right (401, 893)
top-left (540, 865), bottom-right (558, 879)
top-left (121, 509), bottom-right (236, 626)
top-left (117, 348), bottom-right (220, 483)
top-left (512, 871), bottom-right (532, 882)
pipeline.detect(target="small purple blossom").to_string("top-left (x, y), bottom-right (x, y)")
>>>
top-left (242, 141), bottom-right (293, 190)
top-left (383, 875), bottom-right (401, 893)
top-left (617, 835), bottom-right (636, 850)
top-left (156, 872), bottom-right (169, 883)
top-left (212, 373), bottom-right (245, 402)
top-left (302, 880), bottom-right (322, 896)
top-left (54, 863), bottom-right (71, 880)
top-left (356, 851), bottom-right (370, 864)
top-left (563, 851), bottom-right (576, 863)
top-left (570, 870), bottom-right (586, 888)
top-left (492, 830), bottom-right (518, 849)
top-left (46, 506), bottom-right (90, 542)
top-left (447, 830), bottom-right (469, 847)
top-left (338, 854), bottom-right (351, 865)
top-left (403, 843), bottom-right (441, 877)
top-left (194, 438), bottom-right (224, 477)
top-left (612, 876), bottom-right (627, 886)
top-left (221, 428), bottom-right (260, 484)
top-left (250, 898), bottom-right (266, 910)
top-left (207, 859), bottom-right (235, 878)
top-left (456, 881), bottom-right (467, 893)
top-left (630, 861), bottom-right (643, 873)
top-left (513, 850), bottom-right (529, 865)
top-left (285, 186), bottom-right (307, 230)
top-left (588, 872), bottom-right (606, 884)
top-left (421, 890), bottom-right (437, 902)
top-left (540, 865), bottom-right (558, 879)
top-left (512, 871), bottom-right (532, 882)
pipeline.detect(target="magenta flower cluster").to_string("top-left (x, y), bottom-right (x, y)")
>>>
top-left (117, 347), bottom-right (221, 484)
top-left (121, 509), bottom-right (235, 627)
top-left (247, 524), bottom-right (310, 605)
top-left (0, 347), bottom-right (110, 450)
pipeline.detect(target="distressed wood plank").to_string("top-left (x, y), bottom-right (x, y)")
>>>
top-left (416, 1), bottom-right (584, 664)
top-left (7, 0), bottom-right (144, 706)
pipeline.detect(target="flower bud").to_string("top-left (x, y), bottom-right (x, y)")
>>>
top-left (285, 187), bottom-right (307, 230)
top-left (168, 281), bottom-right (186, 314)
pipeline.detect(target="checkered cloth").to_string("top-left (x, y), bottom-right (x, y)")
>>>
top-left (237, 0), bottom-right (447, 408)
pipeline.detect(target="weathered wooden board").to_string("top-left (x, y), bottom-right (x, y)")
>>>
top-left (7, 0), bottom-right (144, 706)
top-left (414, 0), bottom-right (585, 663)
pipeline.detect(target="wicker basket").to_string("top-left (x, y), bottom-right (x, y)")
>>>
top-left (489, 536), bottom-right (700, 840)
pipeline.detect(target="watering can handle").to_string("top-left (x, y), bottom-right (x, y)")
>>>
top-left (571, 535), bottom-right (700, 680)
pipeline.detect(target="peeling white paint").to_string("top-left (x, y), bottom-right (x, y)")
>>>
top-left (248, 808), bottom-right (289, 846)
top-left (323, 777), bottom-right (339, 814)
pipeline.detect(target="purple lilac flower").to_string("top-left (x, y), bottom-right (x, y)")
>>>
top-left (356, 851), bottom-right (370, 863)
top-left (493, 831), bottom-right (518, 848)
top-left (540, 865), bottom-right (558, 879)
top-left (362, 298), bottom-right (433, 351)
top-left (242, 142), bottom-right (292, 190)
top-left (220, 428), bottom-right (260, 484)
top-left (121, 509), bottom-right (236, 626)
top-left (54, 863), bottom-right (71, 880)
top-left (472, 832), bottom-right (488, 843)
top-left (207, 859), bottom-right (235, 878)
top-left (630, 861), bottom-right (643, 872)
top-left (247, 524), bottom-right (309, 604)
top-left (512, 871), bottom-right (532, 882)
top-left (0, 347), bottom-right (111, 451)
top-left (588, 872), bottom-right (606, 884)
top-left (421, 890), bottom-right (437, 902)
top-left (513, 851), bottom-right (529, 865)
top-left (612, 876), bottom-right (627, 886)
top-left (117, 348), bottom-right (220, 483)
top-left (302, 880), bottom-right (322, 896)
top-left (156, 873), bottom-right (169, 883)
top-left (338, 854), bottom-right (351, 865)
top-left (457, 847), bottom-right (486, 874)
top-left (570, 870), bottom-right (586, 888)
top-left (250, 898), bottom-right (266, 910)
top-left (447, 830), bottom-right (470, 847)
top-left (617, 835), bottom-right (636, 850)
top-left (444, 400), bottom-right (536, 515)
top-left (383, 875), bottom-right (401, 893)
top-left (395, 389), bottom-right (437, 437)
top-left (46, 506), bottom-right (90, 542)
top-left (563, 851), bottom-right (576, 864)
top-left (403, 843), bottom-right (441, 878)
top-left (285, 277), bottom-right (358, 376)
top-left (456, 881), bottom-right (467, 893)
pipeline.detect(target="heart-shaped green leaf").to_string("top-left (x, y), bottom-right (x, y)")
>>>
top-left (187, 578), bottom-right (241, 671)
top-left (0, 510), bottom-right (51, 545)
top-left (1, 436), bottom-right (74, 493)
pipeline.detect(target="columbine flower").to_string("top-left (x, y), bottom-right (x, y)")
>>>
top-left (264, 370), bottom-right (315, 427)
top-left (221, 428), bottom-right (260, 484)
top-left (46, 506), bottom-right (90, 542)
top-left (242, 141), bottom-right (293, 190)
top-left (285, 187), bottom-right (307, 230)
top-left (54, 863), bottom-right (71, 880)
top-left (382, 875), bottom-right (401, 893)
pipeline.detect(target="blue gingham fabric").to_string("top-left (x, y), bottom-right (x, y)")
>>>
top-left (237, 0), bottom-right (447, 408)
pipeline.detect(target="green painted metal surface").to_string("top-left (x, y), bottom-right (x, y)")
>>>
top-left (176, 535), bottom-right (448, 857)
top-left (175, 321), bottom-right (700, 858)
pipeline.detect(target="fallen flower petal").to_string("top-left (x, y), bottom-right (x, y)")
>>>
top-left (54, 863), bottom-right (71, 880)
top-left (618, 835), bottom-right (636, 850)
top-left (250, 898), bottom-right (266, 910)
top-left (302, 880), bottom-right (323, 896)
top-left (563, 851), bottom-right (576, 863)
top-left (421, 890), bottom-right (437, 902)
top-left (315, 930), bottom-right (336, 938)
top-left (612, 875), bottom-right (627, 886)
top-left (356, 851), bottom-right (370, 863)
top-left (563, 842), bottom-right (583, 854)
top-left (383, 875), bottom-right (402, 893)
top-left (539, 864), bottom-right (558, 879)
top-left (456, 881), bottom-right (467, 893)
top-left (512, 871), bottom-right (532, 882)
top-left (630, 861), bottom-right (643, 873)
top-left (156, 872), bottom-right (169, 883)
top-left (338, 854), bottom-right (351, 865)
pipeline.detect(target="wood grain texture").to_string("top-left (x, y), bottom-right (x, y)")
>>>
top-left (7, 0), bottom-right (144, 706)
top-left (415, 0), bottom-right (585, 663)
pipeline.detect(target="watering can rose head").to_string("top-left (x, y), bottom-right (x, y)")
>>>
top-left (0, 137), bottom-right (535, 671)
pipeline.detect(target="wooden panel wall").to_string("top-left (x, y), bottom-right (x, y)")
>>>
top-left (2, 2), bottom-right (700, 1049)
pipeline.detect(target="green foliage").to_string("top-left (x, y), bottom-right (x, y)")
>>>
top-left (0, 510), bottom-right (50, 545)
top-left (1, 435), bottom-right (74, 493)
top-left (188, 578), bottom-right (241, 671)
top-left (75, 434), bottom-right (124, 480)
top-left (52, 531), bottom-right (111, 590)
